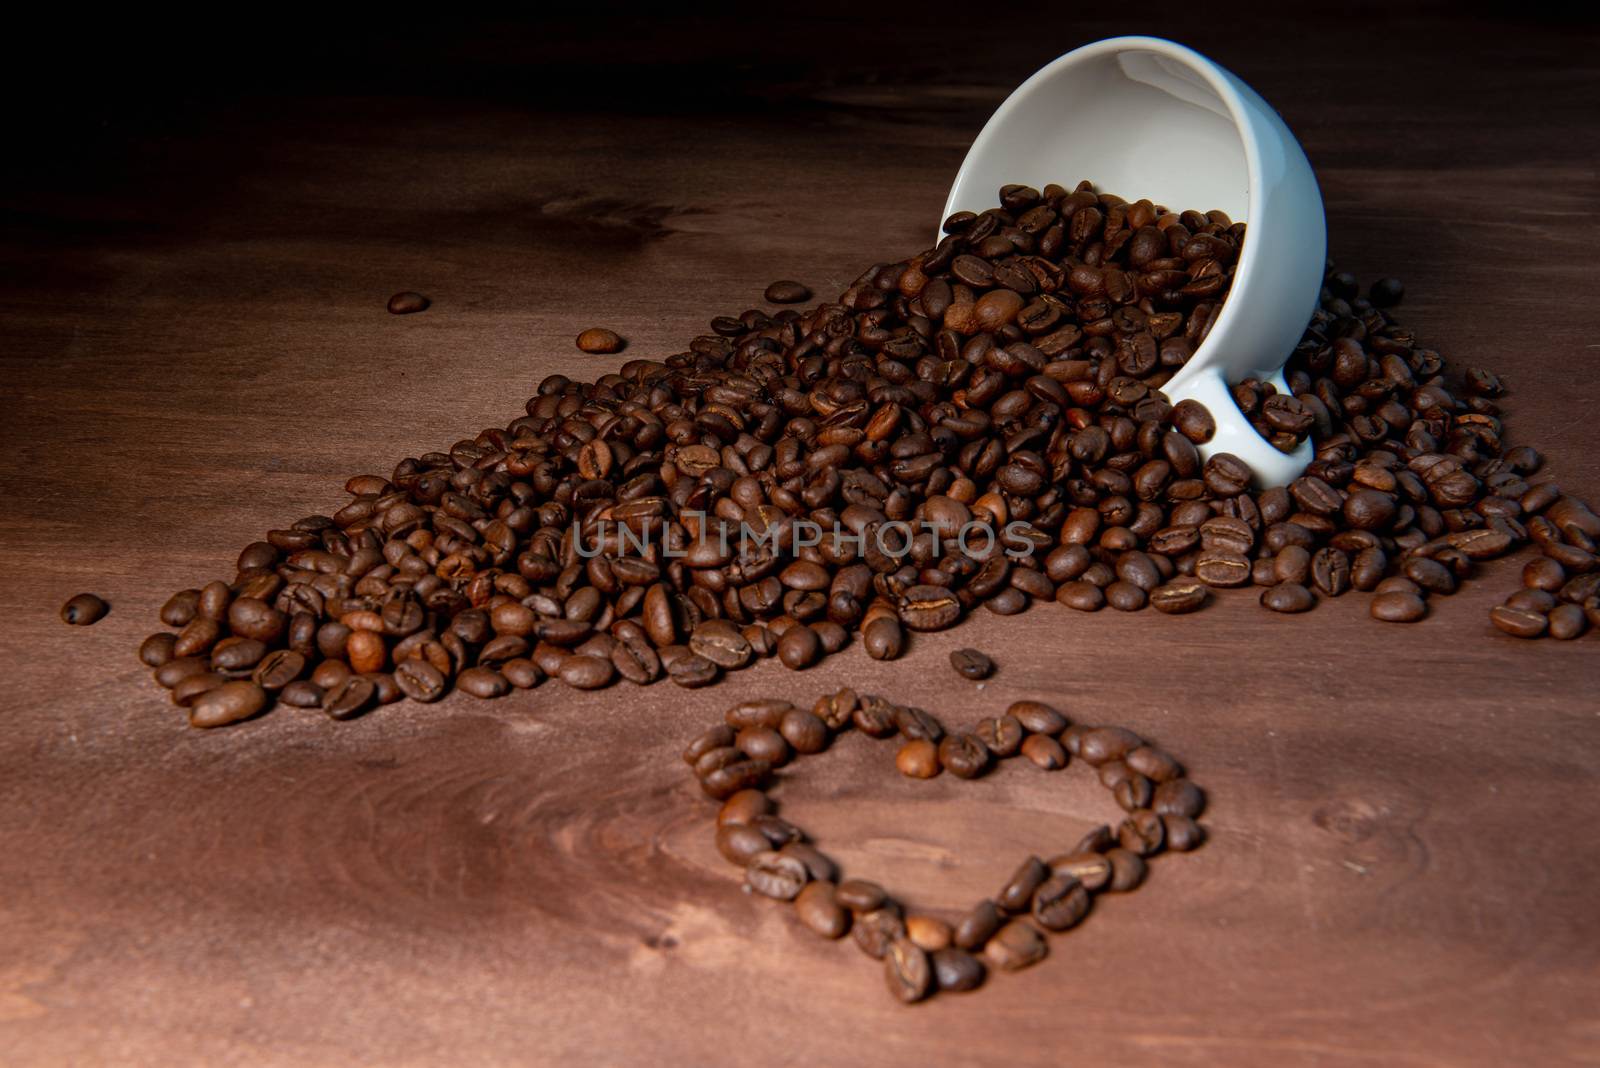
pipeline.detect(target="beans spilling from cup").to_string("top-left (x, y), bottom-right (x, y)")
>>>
top-left (686, 689), bottom-right (1206, 1004)
top-left (134, 179), bottom-right (1596, 727)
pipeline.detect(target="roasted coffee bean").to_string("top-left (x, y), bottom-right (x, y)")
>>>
top-left (668, 652), bottom-right (720, 687)
top-left (939, 732), bottom-right (990, 779)
top-left (252, 649), bottom-right (306, 690)
top-left (1548, 603), bottom-right (1588, 640)
top-left (850, 906), bottom-right (907, 961)
top-left (171, 672), bottom-right (226, 707)
top-left (685, 723), bottom-right (736, 764)
top-left (896, 738), bottom-right (941, 779)
top-left (1105, 847), bottom-right (1147, 891)
top-left (701, 760), bottom-right (771, 800)
top-left (745, 851), bottom-right (808, 901)
top-left (279, 680), bottom-right (324, 708)
top-left (1119, 809), bottom-right (1166, 856)
top-left (777, 625), bottom-right (822, 669)
top-left (1261, 583), bottom-right (1316, 613)
top-left (387, 291), bottom-right (428, 314)
top-left (853, 697), bottom-right (899, 738)
top-left (836, 879), bottom-right (889, 914)
top-left (779, 708), bottom-right (829, 754)
top-left (452, 665), bottom-right (507, 698)
top-left (160, 589), bottom-right (201, 627)
top-left (1078, 726), bottom-right (1142, 766)
top-left (717, 789), bottom-right (773, 827)
top-left (575, 327), bottom-right (624, 353)
top-left (1008, 700), bottom-right (1068, 735)
top-left (764, 280), bottom-right (811, 304)
top-left (862, 616), bottom-right (905, 660)
top-left (899, 586), bottom-right (960, 631)
top-left (502, 658), bottom-right (542, 689)
top-left (931, 947), bottom-right (986, 992)
top-left (322, 675), bottom-right (377, 720)
top-left (1032, 874), bottom-right (1090, 931)
top-left (716, 823), bottom-right (773, 866)
top-left (895, 705), bottom-right (944, 742)
top-left (975, 714), bottom-right (1024, 757)
top-left (997, 856), bottom-right (1049, 913)
top-left (1057, 581), bottom-right (1105, 611)
top-left (736, 726), bottom-right (791, 766)
top-left (1126, 746), bottom-right (1181, 783)
top-left (953, 899), bottom-right (1003, 950)
top-left (780, 842), bottom-right (836, 883)
top-left (1153, 778), bottom-right (1206, 819)
top-left (1071, 824), bottom-right (1114, 855)
top-left (983, 921), bottom-right (1047, 972)
top-left (1150, 579), bottom-right (1208, 614)
top-left (1021, 733), bottom-right (1067, 770)
top-left (1489, 604), bottom-right (1548, 639)
top-left (949, 647), bottom-right (994, 679)
top-left (1047, 852), bottom-right (1112, 892)
top-left (689, 619), bottom-right (753, 669)
top-left (1163, 814), bottom-right (1206, 852)
top-left (885, 939), bottom-right (933, 1003)
top-left (1371, 591), bottom-right (1427, 623)
top-left (189, 680), bottom-right (268, 728)
top-left (795, 881), bottom-right (850, 939)
top-left (139, 632), bottom-right (178, 667)
top-left (61, 592), bottom-right (108, 625)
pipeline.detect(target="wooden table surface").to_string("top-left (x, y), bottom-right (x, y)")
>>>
top-left (3, 9), bottom-right (1598, 1066)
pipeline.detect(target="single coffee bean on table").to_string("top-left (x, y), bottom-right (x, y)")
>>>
top-left (949, 647), bottom-right (995, 679)
top-left (61, 593), bottom-right (109, 625)
top-left (386, 291), bottom-right (429, 315)
top-left (575, 327), bottom-right (625, 354)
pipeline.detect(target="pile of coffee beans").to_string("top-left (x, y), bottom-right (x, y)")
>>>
top-left (685, 690), bottom-right (1206, 1003)
top-left (135, 178), bottom-right (1596, 727)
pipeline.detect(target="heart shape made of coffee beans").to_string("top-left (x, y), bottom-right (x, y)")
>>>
top-left (684, 689), bottom-right (1207, 1004)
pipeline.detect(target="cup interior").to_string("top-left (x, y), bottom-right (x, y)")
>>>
top-left (943, 43), bottom-right (1251, 230)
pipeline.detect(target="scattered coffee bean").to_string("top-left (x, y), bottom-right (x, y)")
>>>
top-left (949, 648), bottom-right (994, 680)
top-left (386, 291), bottom-right (428, 314)
top-left (61, 593), bottom-right (108, 625)
top-left (575, 327), bottom-right (624, 353)
top-left (764, 280), bottom-right (811, 304)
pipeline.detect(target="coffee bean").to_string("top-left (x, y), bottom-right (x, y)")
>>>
top-left (795, 881), bottom-right (850, 938)
top-left (575, 327), bottom-right (624, 353)
top-left (387, 291), bottom-right (428, 314)
top-left (778, 708), bottom-right (829, 755)
top-left (899, 586), bottom-right (960, 631)
top-left (667, 652), bottom-right (720, 688)
top-left (736, 726), bottom-right (791, 766)
top-left (894, 705), bottom-right (944, 742)
top-left (1371, 591), bottom-right (1427, 623)
top-left (689, 619), bottom-right (753, 669)
top-left (745, 851), bottom-right (809, 901)
top-left (1126, 746), bottom-right (1181, 783)
top-left (776, 625), bottom-right (821, 669)
top-left (701, 760), bottom-right (772, 801)
top-left (1150, 580), bottom-right (1208, 614)
top-left (1105, 847), bottom-right (1147, 891)
top-left (853, 907), bottom-right (907, 960)
top-left (1057, 581), bottom-right (1105, 611)
top-left (252, 649), bottom-right (306, 690)
top-left (862, 616), bottom-right (904, 660)
top-left (1046, 852), bottom-right (1112, 892)
top-left (139, 632), bottom-right (178, 667)
top-left (1195, 550), bottom-right (1252, 587)
top-left (1021, 734), bottom-right (1067, 770)
top-left (836, 879), bottom-right (888, 914)
top-left (1032, 874), bottom-right (1090, 931)
top-left (953, 899), bottom-right (1003, 950)
top-left (764, 280), bottom-right (811, 303)
top-left (61, 593), bottom-right (108, 625)
top-left (1547, 603), bottom-right (1588, 640)
top-left (1261, 583), bottom-right (1315, 613)
top-left (190, 680), bottom-right (268, 728)
top-left (997, 856), bottom-right (1049, 913)
top-left (1008, 700), bottom-right (1067, 735)
top-left (931, 947), bottom-right (986, 992)
top-left (1078, 726), bottom-right (1142, 766)
top-left (939, 733), bottom-right (990, 779)
top-left (1163, 814), bottom-right (1206, 852)
top-left (556, 655), bottom-right (615, 690)
top-left (458, 665), bottom-right (512, 698)
top-left (975, 714), bottom-right (1024, 757)
top-left (885, 939), bottom-right (933, 1003)
top-left (896, 738), bottom-right (941, 779)
top-left (949, 648), bottom-right (994, 679)
top-left (1119, 809), bottom-right (1166, 855)
top-left (279, 680), bottom-right (324, 708)
top-left (717, 789), bottom-right (772, 827)
top-left (502, 658), bottom-right (543, 689)
top-left (160, 589), bottom-right (200, 627)
top-left (983, 921), bottom-right (1047, 972)
top-left (1489, 604), bottom-right (1548, 639)
top-left (1153, 778), bottom-right (1206, 819)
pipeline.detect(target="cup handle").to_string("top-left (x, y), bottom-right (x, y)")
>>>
top-left (1174, 368), bottom-right (1313, 489)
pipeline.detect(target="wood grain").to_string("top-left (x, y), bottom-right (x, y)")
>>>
top-left (2, 9), bottom-right (1598, 1066)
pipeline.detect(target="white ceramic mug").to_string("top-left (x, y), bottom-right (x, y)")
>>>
top-left (942, 35), bottom-right (1325, 487)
